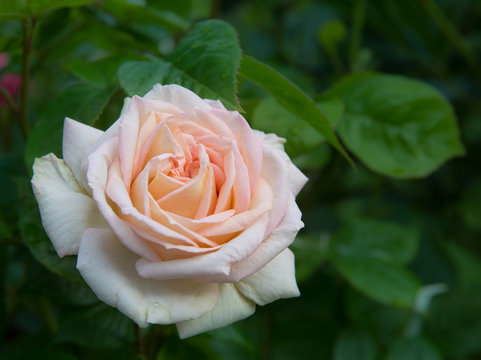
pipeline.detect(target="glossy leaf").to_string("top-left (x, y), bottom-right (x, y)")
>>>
top-left (330, 218), bottom-right (422, 307)
top-left (24, 84), bottom-right (117, 170)
top-left (333, 328), bottom-right (378, 360)
top-left (251, 96), bottom-right (343, 156)
top-left (239, 55), bottom-right (350, 162)
top-left (330, 218), bottom-right (419, 265)
top-left (0, 0), bottom-right (95, 20)
top-left (386, 337), bottom-right (442, 360)
top-left (101, 0), bottom-right (189, 32)
top-left (321, 73), bottom-right (465, 178)
top-left (118, 20), bottom-right (242, 110)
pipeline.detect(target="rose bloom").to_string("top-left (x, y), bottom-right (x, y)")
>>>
top-left (32, 84), bottom-right (307, 338)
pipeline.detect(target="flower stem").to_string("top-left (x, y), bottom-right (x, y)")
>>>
top-left (19, 17), bottom-right (36, 140)
top-left (134, 324), bottom-right (147, 359)
top-left (349, 0), bottom-right (366, 72)
top-left (421, 0), bottom-right (481, 79)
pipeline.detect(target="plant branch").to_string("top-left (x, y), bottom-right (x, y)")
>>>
top-left (349, 0), bottom-right (366, 72)
top-left (19, 17), bottom-right (36, 140)
top-left (135, 324), bottom-right (147, 359)
top-left (421, 0), bottom-right (481, 78)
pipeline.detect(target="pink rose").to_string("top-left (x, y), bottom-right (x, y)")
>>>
top-left (0, 53), bottom-right (21, 106)
top-left (32, 84), bottom-right (307, 338)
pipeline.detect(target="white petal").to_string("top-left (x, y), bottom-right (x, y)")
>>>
top-left (77, 228), bottom-right (219, 327)
top-left (288, 161), bottom-right (308, 197)
top-left (176, 283), bottom-right (255, 339)
top-left (143, 84), bottom-right (211, 112)
top-left (229, 194), bottom-right (304, 282)
top-left (62, 117), bottom-right (104, 191)
top-left (31, 154), bottom-right (106, 257)
top-left (236, 249), bottom-right (299, 306)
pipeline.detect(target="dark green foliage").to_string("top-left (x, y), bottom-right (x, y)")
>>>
top-left (1, 0), bottom-right (480, 359)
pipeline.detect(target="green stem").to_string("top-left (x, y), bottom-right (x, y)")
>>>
top-left (349, 0), bottom-right (366, 72)
top-left (0, 245), bottom-right (6, 343)
top-left (19, 17), bottom-right (36, 140)
top-left (421, 0), bottom-right (481, 78)
top-left (135, 324), bottom-right (147, 359)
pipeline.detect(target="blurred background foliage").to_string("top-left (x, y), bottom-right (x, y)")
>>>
top-left (0, 0), bottom-right (480, 359)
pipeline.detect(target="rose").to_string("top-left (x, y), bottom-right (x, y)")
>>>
top-left (32, 84), bottom-right (307, 338)
top-left (0, 53), bottom-right (21, 106)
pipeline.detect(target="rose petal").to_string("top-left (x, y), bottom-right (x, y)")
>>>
top-left (31, 154), bottom-right (106, 257)
top-left (136, 213), bottom-right (269, 281)
top-left (77, 228), bottom-right (219, 327)
top-left (236, 249), bottom-right (299, 306)
top-left (260, 140), bottom-right (291, 235)
top-left (210, 109), bottom-right (262, 197)
top-left (228, 194), bottom-right (304, 282)
top-left (62, 117), bottom-right (104, 191)
top-left (176, 283), bottom-right (255, 339)
top-left (288, 161), bottom-right (309, 197)
top-left (87, 137), bottom-right (160, 262)
top-left (144, 84), bottom-right (212, 113)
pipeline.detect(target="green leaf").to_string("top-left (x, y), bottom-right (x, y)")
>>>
top-left (329, 218), bottom-right (421, 307)
top-left (386, 337), bottom-right (442, 360)
top-left (16, 178), bottom-right (82, 283)
top-left (118, 19), bottom-right (242, 111)
top-left (65, 55), bottom-right (134, 88)
top-left (321, 73), bottom-right (465, 178)
top-left (239, 55), bottom-right (350, 162)
top-left (55, 303), bottom-right (135, 349)
top-left (251, 96), bottom-right (343, 156)
top-left (332, 256), bottom-right (421, 308)
top-left (0, 0), bottom-right (96, 20)
top-left (333, 328), bottom-right (378, 360)
top-left (0, 0), bottom-right (30, 20)
top-left (444, 242), bottom-right (481, 288)
top-left (102, 0), bottom-right (189, 32)
top-left (25, 84), bottom-right (117, 170)
top-left (330, 218), bottom-right (419, 265)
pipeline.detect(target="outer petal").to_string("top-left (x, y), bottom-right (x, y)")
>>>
top-left (62, 117), bottom-right (104, 191)
top-left (229, 194), bottom-right (304, 282)
top-left (144, 84), bottom-right (211, 113)
top-left (236, 249), bottom-right (299, 306)
top-left (31, 154), bottom-right (106, 257)
top-left (136, 213), bottom-right (269, 282)
top-left (176, 283), bottom-right (255, 339)
top-left (77, 228), bottom-right (219, 327)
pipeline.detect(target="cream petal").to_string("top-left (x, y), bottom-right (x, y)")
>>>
top-left (166, 209), bottom-right (236, 233)
top-left (87, 137), bottom-right (160, 262)
top-left (31, 154), bottom-right (106, 257)
top-left (176, 283), bottom-right (255, 339)
top-left (62, 117), bottom-right (104, 191)
top-left (77, 228), bottom-right (219, 327)
top-left (211, 109), bottom-right (262, 197)
top-left (228, 194), bottom-right (304, 282)
top-left (105, 160), bottom-right (205, 248)
top-left (156, 146), bottom-right (210, 218)
top-left (288, 161), bottom-right (309, 197)
top-left (144, 84), bottom-right (212, 112)
top-left (199, 178), bottom-right (272, 239)
top-left (236, 249), bottom-right (299, 306)
top-left (260, 141), bottom-right (291, 235)
top-left (136, 213), bottom-right (269, 281)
